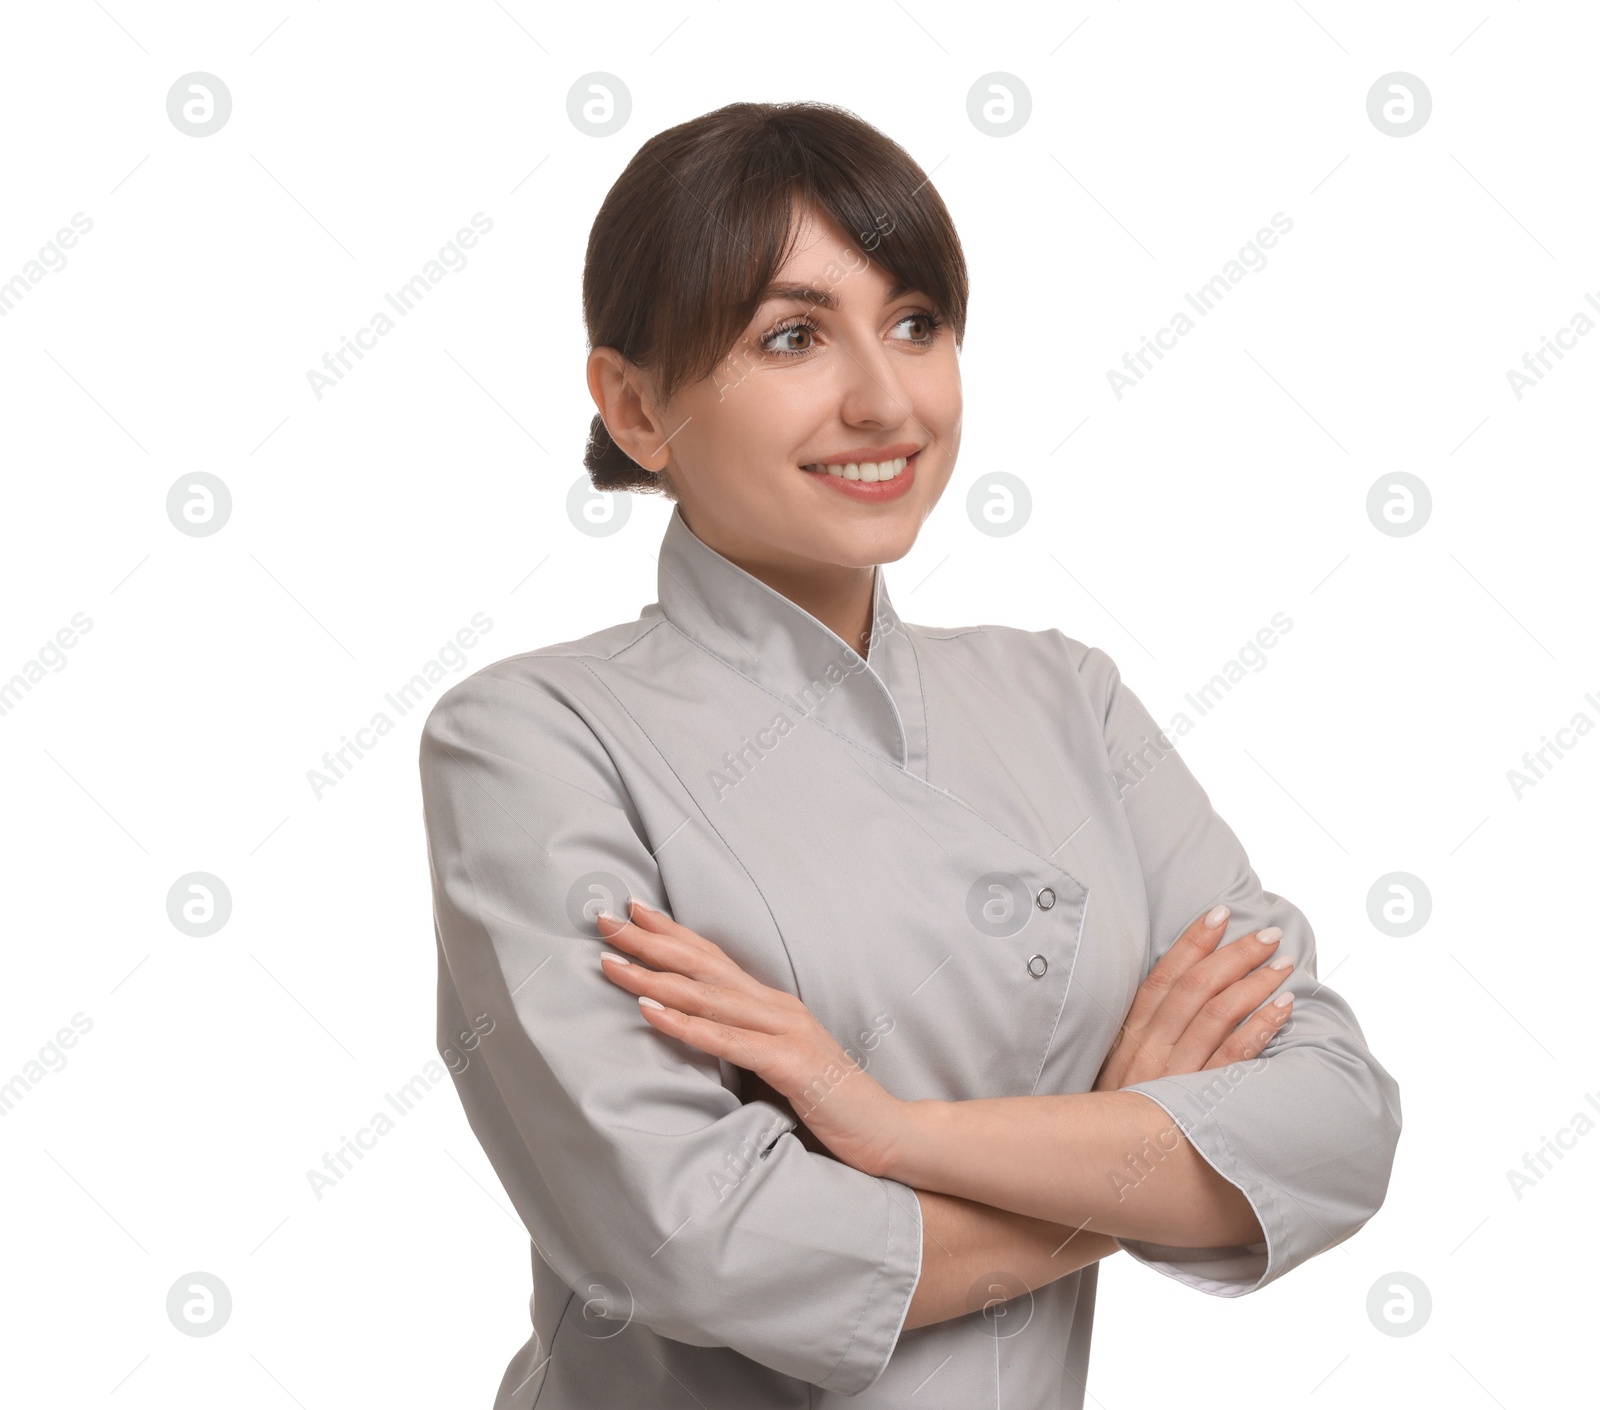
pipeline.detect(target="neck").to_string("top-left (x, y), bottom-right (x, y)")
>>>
top-left (753, 560), bottom-right (876, 659)
top-left (679, 507), bottom-right (876, 658)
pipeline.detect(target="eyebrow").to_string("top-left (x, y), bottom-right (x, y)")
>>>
top-left (758, 279), bottom-right (915, 311)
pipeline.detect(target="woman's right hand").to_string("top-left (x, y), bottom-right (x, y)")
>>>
top-left (1093, 905), bottom-right (1295, 1091)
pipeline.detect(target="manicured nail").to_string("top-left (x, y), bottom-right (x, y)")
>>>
top-left (1205, 904), bottom-right (1229, 928)
top-left (639, 995), bottom-right (665, 1010)
top-left (1273, 991), bottom-right (1294, 1007)
top-left (1257, 926), bottom-right (1283, 946)
top-left (1268, 955), bottom-right (1294, 970)
top-left (600, 952), bottom-right (630, 967)
top-left (631, 898), bottom-right (657, 914)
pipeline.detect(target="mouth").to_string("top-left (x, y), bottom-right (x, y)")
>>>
top-left (799, 450), bottom-right (921, 501)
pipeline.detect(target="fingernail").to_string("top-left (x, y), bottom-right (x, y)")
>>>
top-left (600, 952), bottom-right (630, 966)
top-left (1257, 926), bottom-right (1283, 946)
top-left (1268, 955), bottom-right (1293, 970)
top-left (1205, 904), bottom-right (1229, 928)
top-left (639, 995), bottom-right (665, 1010)
top-left (1273, 991), bottom-right (1294, 1007)
top-left (631, 898), bottom-right (657, 914)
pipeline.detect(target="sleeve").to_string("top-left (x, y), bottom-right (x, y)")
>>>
top-left (1073, 641), bottom-right (1402, 1296)
top-left (419, 665), bottom-right (924, 1393)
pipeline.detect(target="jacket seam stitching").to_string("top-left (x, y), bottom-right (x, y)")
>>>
top-left (574, 648), bottom-right (805, 1002)
top-left (527, 1288), bottom-right (576, 1410)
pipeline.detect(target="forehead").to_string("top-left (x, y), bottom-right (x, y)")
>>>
top-left (761, 203), bottom-right (901, 304)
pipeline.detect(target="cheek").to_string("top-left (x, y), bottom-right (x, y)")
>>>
top-left (910, 357), bottom-right (962, 436)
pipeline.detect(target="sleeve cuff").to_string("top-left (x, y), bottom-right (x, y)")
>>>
top-left (819, 1175), bottom-right (924, 1393)
top-left (1114, 1077), bottom-right (1285, 1297)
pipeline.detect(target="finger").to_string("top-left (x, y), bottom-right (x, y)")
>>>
top-left (1139, 925), bottom-right (1284, 1050)
top-left (596, 905), bottom-right (760, 992)
top-left (1121, 904), bottom-right (1232, 1031)
top-left (599, 950), bottom-right (795, 1034)
top-left (1166, 956), bottom-right (1295, 1072)
top-left (633, 993), bottom-right (777, 1069)
top-left (1200, 990), bottom-right (1296, 1071)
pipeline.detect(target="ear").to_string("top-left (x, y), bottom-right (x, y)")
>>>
top-left (587, 347), bottom-right (669, 474)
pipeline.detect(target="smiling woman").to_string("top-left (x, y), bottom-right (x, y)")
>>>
top-left (578, 105), bottom-right (966, 654)
top-left (419, 100), bottom-right (1401, 1410)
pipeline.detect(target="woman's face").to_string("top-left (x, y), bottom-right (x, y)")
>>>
top-left (614, 203), bottom-right (962, 577)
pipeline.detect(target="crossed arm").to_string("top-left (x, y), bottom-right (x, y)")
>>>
top-left (598, 897), bottom-right (1298, 1331)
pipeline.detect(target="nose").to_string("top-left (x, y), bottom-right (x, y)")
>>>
top-left (833, 332), bottom-right (915, 430)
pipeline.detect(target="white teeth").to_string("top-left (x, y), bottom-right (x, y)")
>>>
top-left (803, 455), bottom-right (909, 481)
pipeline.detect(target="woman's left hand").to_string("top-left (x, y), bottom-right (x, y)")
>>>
top-left (596, 899), bottom-right (907, 1178)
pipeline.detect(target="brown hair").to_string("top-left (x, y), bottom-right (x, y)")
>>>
top-left (582, 101), bottom-right (969, 497)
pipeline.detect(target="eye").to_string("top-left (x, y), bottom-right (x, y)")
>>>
top-left (757, 306), bottom-right (947, 360)
top-left (890, 309), bottom-right (945, 345)
top-left (760, 314), bottom-right (820, 358)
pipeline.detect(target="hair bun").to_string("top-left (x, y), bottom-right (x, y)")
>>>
top-left (584, 414), bottom-right (670, 496)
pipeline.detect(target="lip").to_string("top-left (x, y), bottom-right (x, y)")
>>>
top-left (801, 442), bottom-right (923, 467)
top-left (801, 450), bottom-right (919, 503)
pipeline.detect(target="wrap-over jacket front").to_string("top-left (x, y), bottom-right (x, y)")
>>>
top-left (419, 503), bottom-right (1402, 1409)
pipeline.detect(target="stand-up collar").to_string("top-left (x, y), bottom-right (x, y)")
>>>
top-left (654, 505), bottom-right (927, 776)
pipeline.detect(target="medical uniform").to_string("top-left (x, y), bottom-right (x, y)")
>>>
top-left (419, 503), bottom-right (1401, 1408)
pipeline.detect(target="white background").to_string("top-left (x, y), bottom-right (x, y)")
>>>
top-left (1, 1), bottom-right (1593, 1404)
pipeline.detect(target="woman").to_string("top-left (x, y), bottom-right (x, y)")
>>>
top-left (420, 100), bottom-right (1401, 1409)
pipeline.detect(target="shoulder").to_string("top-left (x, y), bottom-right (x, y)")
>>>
top-left (903, 619), bottom-right (1124, 711)
top-left (420, 611), bottom-right (667, 769)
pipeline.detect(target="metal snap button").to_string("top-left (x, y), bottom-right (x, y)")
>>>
top-left (1027, 954), bottom-right (1048, 978)
top-left (1036, 887), bottom-right (1056, 910)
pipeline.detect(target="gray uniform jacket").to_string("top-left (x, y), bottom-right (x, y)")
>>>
top-left (419, 504), bottom-right (1402, 1409)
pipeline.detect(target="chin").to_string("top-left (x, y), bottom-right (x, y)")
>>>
top-left (806, 516), bottom-right (922, 568)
